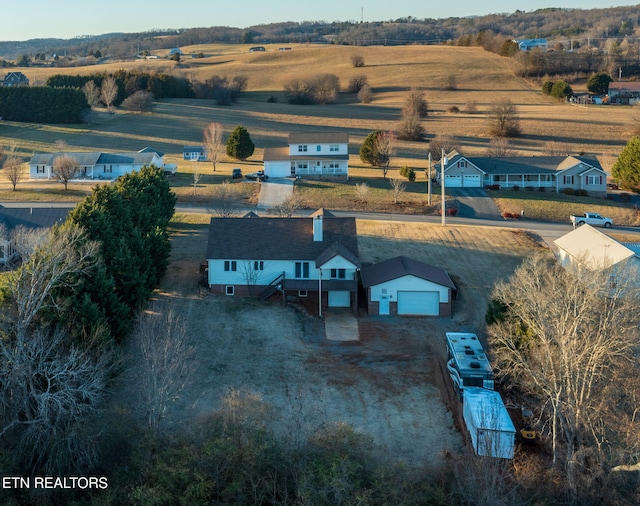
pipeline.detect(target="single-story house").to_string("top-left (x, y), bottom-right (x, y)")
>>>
top-left (0, 71), bottom-right (29, 87)
top-left (0, 205), bottom-right (69, 264)
top-left (360, 256), bottom-right (457, 316)
top-left (554, 224), bottom-right (640, 274)
top-left (183, 146), bottom-right (207, 162)
top-left (29, 147), bottom-right (165, 180)
top-left (206, 208), bottom-right (361, 315)
top-left (263, 132), bottom-right (349, 179)
top-left (514, 39), bottom-right (548, 52)
top-left (436, 151), bottom-right (607, 195)
top-left (607, 82), bottom-right (640, 104)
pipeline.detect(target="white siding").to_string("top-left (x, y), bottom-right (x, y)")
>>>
top-left (369, 275), bottom-right (450, 304)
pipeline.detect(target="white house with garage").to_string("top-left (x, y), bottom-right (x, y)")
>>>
top-left (263, 132), bottom-right (349, 179)
top-left (206, 208), bottom-right (361, 315)
top-left (435, 150), bottom-right (607, 195)
top-left (29, 147), bottom-right (165, 180)
top-left (360, 256), bottom-right (456, 316)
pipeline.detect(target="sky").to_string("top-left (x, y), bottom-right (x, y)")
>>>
top-left (5, 1), bottom-right (639, 41)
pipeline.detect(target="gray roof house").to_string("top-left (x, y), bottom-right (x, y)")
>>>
top-left (183, 146), bottom-right (207, 162)
top-left (0, 205), bottom-right (69, 264)
top-left (361, 256), bottom-right (457, 316)
top-left (206, 208), bottom-right (361, 315)
top-left (263, 132), bottom-right (349, 179)
top-left (435, 150), bottom-right (607, 195)
top-left (0, 71), bottom-right (29, 87)
top-left (29, 148), bottom-right (165, 180)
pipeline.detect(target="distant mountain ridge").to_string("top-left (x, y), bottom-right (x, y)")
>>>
top-left (1, 5), bottom-right (639, 60)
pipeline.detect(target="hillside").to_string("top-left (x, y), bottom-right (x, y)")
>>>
top-left (0, 44), bottom-right (632, 177)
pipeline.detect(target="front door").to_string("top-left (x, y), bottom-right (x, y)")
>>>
top-left (379, 295), bottom-right (390, 315)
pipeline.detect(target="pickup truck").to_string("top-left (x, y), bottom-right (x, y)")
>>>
top-left (570, 212), bottom-right (613, 228)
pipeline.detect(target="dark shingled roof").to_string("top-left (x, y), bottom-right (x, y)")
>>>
top-left (206, 214), bottom-right (359, 266)
top-left (0, 205), bottom-right (70, 232)
top-left (361, 256), bottom-right (456, 289)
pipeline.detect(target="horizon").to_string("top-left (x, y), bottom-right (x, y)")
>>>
top-left (4, 1), bottom-right (639, 42)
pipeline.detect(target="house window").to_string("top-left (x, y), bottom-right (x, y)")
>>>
top-left (459, 161), bottom-right (467, 168)
top-left (298, 163), bottom-right (308, 169)
top-left (36, 165), bottom-right (45, 174)
top-left (224, 260), bottom-right (237, 272)
top-left (295, 261), bottom-right (310, 279)
top-left (329, 144), bottom-right (339, 152)
top-left (316, 145), bottom-right (321, 152)
top-left (253, 260), bottom-right (264, 270)
top-left (225, 286), bottom-right (234, 295)
top-left (298, 145), bottom-right (307, 153)
top-left (330, 268), bottom-right (346, 279)
top-left (587, 175), bottom-right (602, 185)
top-left (104, 165), bottom-right (112, 173)
top-left (563, 175), bottom-right (574, 184)
top-left (298, 290), bottom-right (308, 297)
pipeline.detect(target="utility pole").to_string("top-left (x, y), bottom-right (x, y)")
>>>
top-left (427, 152), bottom-right (432, 206)
top-left (441, 149), bottom-right (447, 226)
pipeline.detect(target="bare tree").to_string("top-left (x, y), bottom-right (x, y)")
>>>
top-left (389, 178), bottom-right (406, 204)
top-left (10, 225), bottom-right (48, 262)
top-left (133, 301), bottom-right (193, 429)
top-left (239, 260), bottom-right (266, 295)
top-left (52, 155), bottom-right (77, 190)
top-left (543, 140), bottom-right (566, 156)
top-left (429, 134), bottom-right (460, 160)
top-left (209, 181), bottom-right (240, 217)
top-left (101, 76), bottom-right (118, 113)
top-left (121, 90), bottom-right (154, 112)
top-left (444, 74), bottom-right (458, 91)
top-left (354, 182), bottom-right (370, 202)
top-left (357, 84), bottom-right (373, 104)
top-left (396, 113), bottom-right (424, 141)
top-left (488, 98), bottom-right (521, 137)
top-left (271, 193), bottom-right (302, 217)
top-left (464, 100), bottom-right (478, 114)
top-left (487, 137), bottom-right (515, 157)
top-left (203, 122), bottom-right (224, 172)
top-left (1, 156), bottom-right (23, 190)
top-left (351, 54), bottom-right (365, 67)
top-left (373, 131), bottom-right (396, 179)
top-left (0, 225), bottom-right (106, 474)
top-left (488, 254), bottom-right (640, 501)
top-left (82, 80), bottom-right (101, 108)
top-left (52, 139), bottom-right (68, 152)
top-left (192, 164), bottom-right (202, 195)
top-left (403, 88), bottom-right (428, 118)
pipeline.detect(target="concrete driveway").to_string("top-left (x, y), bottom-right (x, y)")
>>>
top-left (257, 178), bottom-right (295, 210)
top-left (447, 188), bottom-right (503, 220)
top-left (324, 308), bottom-right (359, 341)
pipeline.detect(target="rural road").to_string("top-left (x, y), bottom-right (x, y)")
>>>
top-left (3, 201), bottom-right (640, 250)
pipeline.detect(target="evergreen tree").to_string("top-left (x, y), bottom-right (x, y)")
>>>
top-left (359, 130), bottom-right (383, 166)
top-left (612, 136), bottom-right (640, 190)
top-left (226, 125), bottom-right (255, 160)
top-left (587, 72), bottom-right (613, 94)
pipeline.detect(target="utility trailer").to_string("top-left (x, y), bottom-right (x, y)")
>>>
top-left (463, 387), bottom-right (516, 459)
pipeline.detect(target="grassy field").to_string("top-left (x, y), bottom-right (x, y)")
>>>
top-left (1, 44), bottom-right (638, 219)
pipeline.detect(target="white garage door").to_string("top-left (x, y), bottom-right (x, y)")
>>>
top-left (463, 174), bottom-right (481, 187)
top-left (328, 291), bottom-right (351, 307)
top-left (397, 291), bottom-right (439, 315)
top-left (445, 175), bottom-right (461, 188)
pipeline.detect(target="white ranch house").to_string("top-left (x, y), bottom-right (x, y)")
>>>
top-left (263, 132), bottom-right (349, 179)
top-left (29, 148), bottom-right (165, 181)
top-left (436, 151), bottom-right (607, 195)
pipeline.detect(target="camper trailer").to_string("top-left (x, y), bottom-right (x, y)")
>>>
top-left (446, 332), bottom-right (494, 397)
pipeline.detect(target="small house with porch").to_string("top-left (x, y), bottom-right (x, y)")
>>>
top-left (436, 151), bottom-right (607, 195)
top-left (206, 208), bottom-right (360, 315)
top-left (263, 132), bottom-right (349, 179)
top-left (183, 146), bottom-right (207, 162)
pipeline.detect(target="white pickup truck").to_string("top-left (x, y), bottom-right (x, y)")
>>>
top-left (570, 212), bottom-right (613, 228)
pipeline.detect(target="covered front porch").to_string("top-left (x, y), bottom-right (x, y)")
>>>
top-left (487, 173), bottom-right (556, 189)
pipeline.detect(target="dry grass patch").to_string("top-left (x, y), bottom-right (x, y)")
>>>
top-left (491, 190), bottom-right (640, 225)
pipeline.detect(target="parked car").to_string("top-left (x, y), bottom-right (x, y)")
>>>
top-left (245, 170), bottom-right (268, 181)
top-left (570, 212), bottom-right (613, 228)
top-left (232, 168), bottom-right (243, 179)
top-left (607, 182), bottom-right (619, 190)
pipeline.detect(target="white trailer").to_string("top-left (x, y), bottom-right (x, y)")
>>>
top-left (463, 387), bottom-right (516, 459)
top-left (445, 332), bottom-right (494, 397)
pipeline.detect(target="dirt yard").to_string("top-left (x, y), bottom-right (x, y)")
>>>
top-left (116, 217), bottom-right (544, 468)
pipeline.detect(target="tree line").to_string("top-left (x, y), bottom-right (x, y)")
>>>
top-left (0, 86), bottom-right (87, 123)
